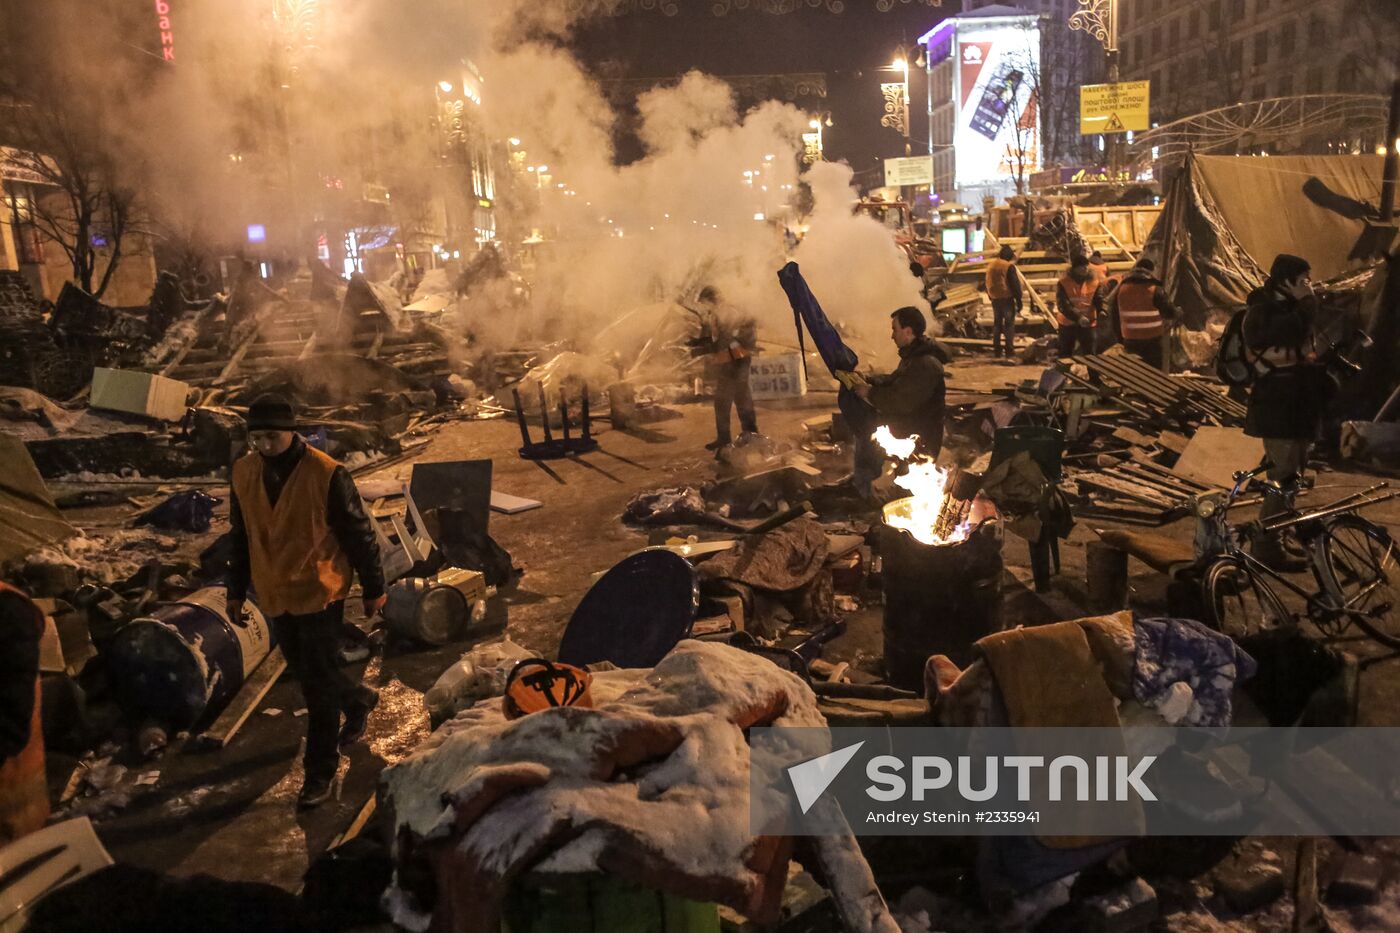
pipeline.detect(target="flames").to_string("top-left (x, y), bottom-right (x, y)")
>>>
top-left (873, 426), bottom-right (970, 547)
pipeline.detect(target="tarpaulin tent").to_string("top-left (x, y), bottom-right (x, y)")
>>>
top-left (0, 434), bottom-right (77, 565)
top-left (1146, 153), bottom-right (1385, 327)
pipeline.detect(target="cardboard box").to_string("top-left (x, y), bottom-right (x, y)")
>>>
top-left (34, 598), bottom-right (96, 676)
top-left (748, 352), bottom-right (807, 400)
top-left (91, 368), bottom-right (191, 422)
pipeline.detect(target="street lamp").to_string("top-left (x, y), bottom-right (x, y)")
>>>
top-left (1070, 0), bottom-right (1121, 174)
top-left (883, 55), bottom-right (914, 203)
top-left (882, 56), bottom-right (913, 159)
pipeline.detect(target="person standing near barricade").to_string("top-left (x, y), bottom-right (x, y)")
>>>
top-left (1241, 254), bottom-right (1325, 570)
top-left (0, 582), bottom-right (47, 844)
top-left (985, 245), bottom-right (1023, 359)
top-left (1055, 254), bottom-right (1101, 358)
top-left (691, 286), bottom-right (759, 454)
top-left (1106, 258), bottom-right (1178, 369)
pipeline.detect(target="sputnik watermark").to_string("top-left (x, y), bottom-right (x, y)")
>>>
top-left (788, 745), bottom-right (1156, 813)
top-left (864, 754), bottom-right (1157, 802)
top-left (751, 726), bottom-right (1400, 837)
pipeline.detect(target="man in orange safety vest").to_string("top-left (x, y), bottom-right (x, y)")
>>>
top-left (1105, 258), bottom-right (1179, 370)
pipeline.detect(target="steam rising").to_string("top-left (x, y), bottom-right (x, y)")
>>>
top-left (8, 0), bottom-right (925, 362)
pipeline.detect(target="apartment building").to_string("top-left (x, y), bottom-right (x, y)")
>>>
top-left (1119, 0), bottom-right (1397, 127)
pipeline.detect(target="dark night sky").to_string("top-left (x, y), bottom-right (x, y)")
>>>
top-left (569, 1), bottom-right (964, 180)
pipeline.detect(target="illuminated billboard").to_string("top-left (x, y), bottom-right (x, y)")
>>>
top-left (922, 12), bottom-right (1041, 195)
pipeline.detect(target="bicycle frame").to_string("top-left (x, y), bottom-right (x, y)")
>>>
top-left (1196, 467), bottom-right (1397, 624)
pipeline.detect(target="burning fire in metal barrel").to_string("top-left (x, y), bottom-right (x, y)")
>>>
top-left (873, 427), bottom-right (1004, 690)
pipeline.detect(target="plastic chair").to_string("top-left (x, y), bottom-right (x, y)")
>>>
top-left (988, 426), bottom-right (1066, 591)
top-left (0, 817), bottom-right (113, 933)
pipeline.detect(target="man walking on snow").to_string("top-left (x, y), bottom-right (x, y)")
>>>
top-left (227, 394), bottom-right (386, 808)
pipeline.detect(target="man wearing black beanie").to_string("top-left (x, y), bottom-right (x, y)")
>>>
top-left (227, 393), bottom-right (386, 808)
top-left (1241, 253), bottom-right (1321, 570)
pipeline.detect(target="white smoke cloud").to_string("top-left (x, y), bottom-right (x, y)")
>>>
top-left (9, 0), bottom-right (924, 368)
top-left (792, 161), bottom-right (929, 355)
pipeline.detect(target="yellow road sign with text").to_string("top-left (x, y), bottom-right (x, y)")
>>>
top-left (1080, 81), bottom-right (1150, 134)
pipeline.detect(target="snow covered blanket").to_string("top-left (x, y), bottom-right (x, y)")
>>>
top-left (381, 640), bottom-right (897, 933)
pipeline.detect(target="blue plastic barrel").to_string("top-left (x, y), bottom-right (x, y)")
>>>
top-left (105, 587), bottom-right (274, 728)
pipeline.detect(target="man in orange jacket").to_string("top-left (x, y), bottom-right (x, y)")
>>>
top-left (0, 582), bottom-right (48, 844)
top-left (1105, 258), bottom-right (1178, 369)
top-left (227, 394), bottom-right (386, 808)
top-left (1055, 254), bottom-right (1102, 358)
top-left (984, 245), bottom-right (1023, 359)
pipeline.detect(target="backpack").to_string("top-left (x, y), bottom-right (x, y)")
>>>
top-left (1216, 307), bottom-right (1255, 387)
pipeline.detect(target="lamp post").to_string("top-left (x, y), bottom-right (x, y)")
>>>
top-left (882, 57), bottom-right (913, 204)
top-left (1070, 0), bottom-right (1121, 176)
top-left (805, 113), bottom-right (832, 164)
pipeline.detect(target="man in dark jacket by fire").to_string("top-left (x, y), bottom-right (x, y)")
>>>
top-left (854, 306), bottom-right (947, 458)
top-left (1241, 254), bottom-right (1324, 569)
top-left (227, 394), bottom-right (386, 808)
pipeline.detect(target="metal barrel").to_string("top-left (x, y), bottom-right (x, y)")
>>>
top-left (384, 570), bottom-right (485, 645)
top-left (105, 587), bottom-right (273, 729)
top-left (880, 503), bottom-right (1004, 691)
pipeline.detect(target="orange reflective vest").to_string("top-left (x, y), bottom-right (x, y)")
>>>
top-left (232, 446), bottom-right (354, 617)
top-left (1117, 281), bottom-right (1165, 340)
top-left (1057, 274), bottom-right (1099, 327)
top-left (0, 582), bottom-right (48, 845)
top-left (985, 258), bottom-right (1015, 299)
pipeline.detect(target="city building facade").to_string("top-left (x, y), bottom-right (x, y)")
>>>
top-left (961, 0), bottom-right (1106, 169)
top-left (1119, 0), bottom-right (1397, 136)
top-left (921, 6), bottom-right (1044, 206)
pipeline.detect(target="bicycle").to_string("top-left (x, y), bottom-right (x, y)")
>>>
top-left (1193, 464), bottom-right (1400, 648)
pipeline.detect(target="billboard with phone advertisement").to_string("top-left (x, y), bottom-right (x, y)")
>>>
top-left (948, 16), bottom-right (1041, 190)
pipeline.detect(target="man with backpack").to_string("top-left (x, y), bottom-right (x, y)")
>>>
top-left (1236, 254), bottom-right (1324, 569)
top-left (1105, 258), bottom-right (1178, 369)
top-left (985, 244), bottom-right (1023, 359)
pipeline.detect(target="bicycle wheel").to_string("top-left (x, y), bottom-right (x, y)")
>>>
top-left (1319, 516), bottom-right (1400, 649)
top-left (1201, 557), bottom-right (1291, 639)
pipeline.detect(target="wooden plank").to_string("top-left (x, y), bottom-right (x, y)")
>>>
top-left (1104, 466), bottom-right (1194, 501)
top-left (490, 491), bottom-right (543, 514)
top-left (1017, 266), bottom-right (1058, 328)
top-left (213, 322), bottom-right (262, 386)
top-left (59, 764), bottom-right (85, 805)
top-left (365, 331), bottom-right (385, 360)
top-left (1081, 355), bottom-right (1180, 408)
top-left (1076, 474), bottom-right (1179, 508)
top-left (193, 647), bottom-right (287, 749)
top-left (1130, 457), bottom-right (1217, 491)
top-left (159, 340), bottom-right (197, 377)
top-left (330, 795), bottom-right (378, 850)
top-left (296, 332), bottom-right (320, 362)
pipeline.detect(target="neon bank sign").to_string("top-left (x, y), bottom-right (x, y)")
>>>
top-left (154, 0), bottom-right (175, 61)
